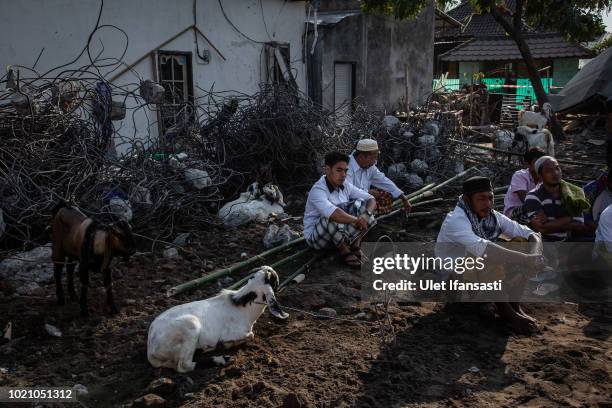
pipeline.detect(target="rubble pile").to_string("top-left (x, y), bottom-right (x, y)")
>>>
top-left (0, 64), bottom-right (471, 252)
top-left (376, 109), bottom-right (469, 190)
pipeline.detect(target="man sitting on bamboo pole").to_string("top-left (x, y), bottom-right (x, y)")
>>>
top-left (436, 176), bottom-right (545, 334)
top-left (304, 151), bottom-right (377, 268)
top-left (347, 138), bottom-right (412, 215)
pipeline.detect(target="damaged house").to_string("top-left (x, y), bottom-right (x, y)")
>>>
top-left (434, 1), bottom-right (592, 92)
top-left (306, 0), bottom-right (435, 116)
top-left (0, 0), bottom-right (307, 155)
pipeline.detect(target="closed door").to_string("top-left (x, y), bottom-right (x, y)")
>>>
top-left (334, 63), bottom-right (354, 124)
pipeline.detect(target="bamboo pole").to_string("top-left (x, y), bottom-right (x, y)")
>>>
top-left (383, 167), bottom-right (478, 220)
top-left (169, 168), bottom-right (479, 297)
top-left (278, 252), bottom-right (326, 292)
top-left (378, 209), bottom-right (445, 222)
top-left (404, 183), bottom-right (436, 200)
top-left (450, 138), bottom-right (606, 167)
top-left (411, 197), bottom-right (444, 207)
top-left (227, 247), bottom-right (312, 290)
top-left (391, 166), bottom-right (478, 210)
top-left (166, 237), bottom-right (305, 297)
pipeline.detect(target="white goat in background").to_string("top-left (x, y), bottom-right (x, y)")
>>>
top-left (147, 266), bottom-right (288, 373)
top-left (516, 102), bottom-right (555, 156)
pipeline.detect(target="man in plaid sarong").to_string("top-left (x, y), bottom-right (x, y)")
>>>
top-left (347, 139), bottom-right (411, 215)
top-left (304, 151), bottom-right (377, 268)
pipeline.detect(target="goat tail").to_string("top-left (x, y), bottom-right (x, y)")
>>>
top-left (80, 220), bottom-right (98, 265)
top-left (51, 199), bottom-right (70, 219)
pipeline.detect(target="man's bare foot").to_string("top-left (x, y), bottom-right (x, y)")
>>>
top-left (511, 302), bottom-right (538, 323)
top-left (496, 302), bottom-right (539, 335)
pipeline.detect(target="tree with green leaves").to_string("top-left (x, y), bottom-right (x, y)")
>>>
top-left (593, 35), bottom-right (612, 54)
top-left (361, 0), bottom-right (611, 140)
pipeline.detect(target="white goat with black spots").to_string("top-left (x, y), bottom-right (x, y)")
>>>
top-left (147, 266), bottom-right (288, 373)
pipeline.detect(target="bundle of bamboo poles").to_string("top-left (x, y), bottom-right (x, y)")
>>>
top-left (166, 167), bottom-right (481, 297)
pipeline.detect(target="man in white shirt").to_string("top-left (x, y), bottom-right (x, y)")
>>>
top-left (436, 176), bottom-right (545, 334)
top-left (594, 204), bottom-right (612, 266)
top-left (591, 169), bottom-right (612, 223)
top-left (304, 151), bottom-right (377, 268)
top-left (347, 139), bottom-right (412, 215)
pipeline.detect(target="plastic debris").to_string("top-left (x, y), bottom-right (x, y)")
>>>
top-left (45, 323), bottom-right (62, 338)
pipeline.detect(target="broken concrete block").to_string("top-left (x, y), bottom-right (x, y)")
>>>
top-left (423, 121), bottom-right (440, 137)
top-left (163, 248), bottom-right (179, 259)
top-left (16, 282), bottom-right (44, 296)
top-left (11, 93), bottom-right (31, 115)
top-left (382, 115), bottom-right (400, 129)
top-left (139, 80), bottom-right (165, 104)
top-left (172, 233), bottom-right (191, 247)
top-left (317, 307), bottom-right (337, 319)
top-left (387, 163), bottom-right (407, 180)
top-left (263, 224), bottom-right (299, 249)
top-left (402, 130), bottom-right (415, 139)
top-left (410, 159), bottom-right (429, 175)
top-left (0, 245), bottom-right (53, 286)
top-left (184, 168), bottom-right (212, 190)
top-left (417, 134), bottom-right (436, 146)
top-left (108, 198), bottom-right (133, 222)
top-left (454, 161), bottom-right (465, 174)
top-left (406, 173), bottom-right (424, 189)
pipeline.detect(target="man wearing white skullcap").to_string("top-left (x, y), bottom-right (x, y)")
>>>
top-left (347, 138), bottom-right (412, 215)
top-left (523, 156), bottom-right (587, 241)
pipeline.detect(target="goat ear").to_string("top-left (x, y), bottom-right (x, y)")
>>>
top-left (231, 291), bottom-right (257, 307)
top-left (264, 269), bottom-right (279, 291)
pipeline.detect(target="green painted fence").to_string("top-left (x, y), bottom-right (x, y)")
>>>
top-left (432, 78), bottom-right (460, 92)
top-left (433, 77), bottom-right (554, 109)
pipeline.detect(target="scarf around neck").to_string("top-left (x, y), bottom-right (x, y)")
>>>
top-left (457, 195), bottom-right (501, 240)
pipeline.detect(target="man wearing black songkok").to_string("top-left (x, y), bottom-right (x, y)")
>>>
top-left (436, 176), bottom-right (546, 334)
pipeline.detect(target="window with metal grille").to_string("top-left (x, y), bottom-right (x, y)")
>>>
top-left (266, 43), bottom-right (292, 84)
top-left (157, 52), bottom-right (194, 136)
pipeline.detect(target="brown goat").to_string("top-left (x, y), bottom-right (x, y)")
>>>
top-left (51, 202), bottom-right (136, 316)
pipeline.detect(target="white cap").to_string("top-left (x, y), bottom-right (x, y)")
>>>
top-left (356, 138), bottom-right (379, 152)
top-left (534, 155), bottom-right (557, 174)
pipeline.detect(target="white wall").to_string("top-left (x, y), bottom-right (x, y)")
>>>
top-left (0, 0), bottom-right (307, 154)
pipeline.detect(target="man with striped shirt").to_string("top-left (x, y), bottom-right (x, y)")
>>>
top-left (523, 156), bottom-right (585, 241)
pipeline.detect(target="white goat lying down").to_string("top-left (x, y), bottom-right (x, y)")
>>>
top-left (147, 266), bottom-right (288, 373)
top-left (218, 182), bottom-right (286, 228)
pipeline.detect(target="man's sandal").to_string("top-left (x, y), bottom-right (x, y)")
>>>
top-left (342, 253), bottom-right (362, 269)
top-left (351, 247), bottom-right (369, 263)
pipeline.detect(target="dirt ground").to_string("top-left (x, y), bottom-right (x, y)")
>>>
top-left (0, 130), bottom-right (611, 407)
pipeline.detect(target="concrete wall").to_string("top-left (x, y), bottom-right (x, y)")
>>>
top-left (553, 58), bottom-right (579, 87)
top-left (311, 4), bottom-right (435, 113)
top-left (0, 0), bottom-right (306, 154)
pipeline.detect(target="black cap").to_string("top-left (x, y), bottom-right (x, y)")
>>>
top-left (463, 176), bottom-right (493, 195)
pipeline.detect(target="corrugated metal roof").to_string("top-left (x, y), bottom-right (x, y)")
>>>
top-left (306, 10), bottom-right (361, 26)
top-left (439, 34), bottom-right (593, 61)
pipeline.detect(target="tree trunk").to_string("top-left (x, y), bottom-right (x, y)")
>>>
top-left (488, 1), bottom-right (565, 141)
top-left (510, 31), bottom-right (565, 141)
